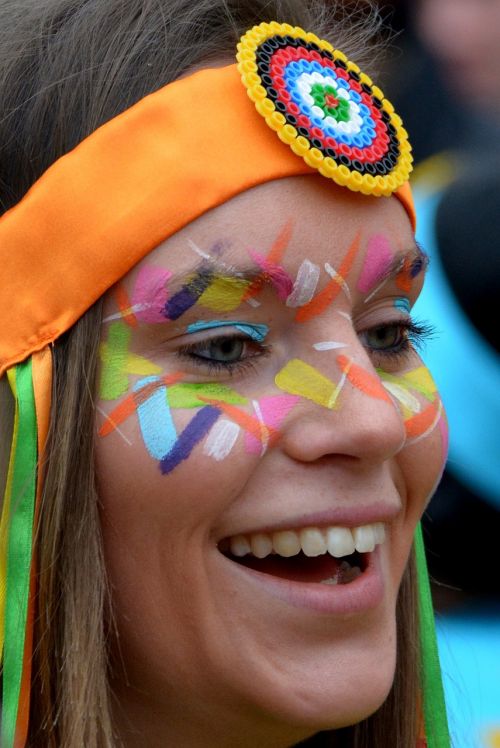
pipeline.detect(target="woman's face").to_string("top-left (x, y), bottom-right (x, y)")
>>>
top-left (96, 175), bottom-right (446, 747)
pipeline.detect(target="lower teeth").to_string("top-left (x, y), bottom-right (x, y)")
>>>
top-left (320, 560), bottom-right (362, 585)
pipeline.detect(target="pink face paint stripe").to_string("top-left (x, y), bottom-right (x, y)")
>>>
top-left (132, 265), bottom-right (171, 324)
top-left (357, 234), bottom-right (393, 294)
top-left (245, 395), bottom-right (300, 454)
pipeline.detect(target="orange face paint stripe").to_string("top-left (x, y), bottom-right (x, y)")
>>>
top-left (395, 256), bottom-right (413, 294)
top-left (295, 231), bottom-right (361, 323)
top-left (404, 396), bottom-right (440, 439)
top-left (113, 284), bottom-right (138, 327)
top-left (337, 354), bottom-right (392, 403)
top-left (199, 397), bottom-right (280, 446)
top-left (98, 371), bottom-right (184, 437)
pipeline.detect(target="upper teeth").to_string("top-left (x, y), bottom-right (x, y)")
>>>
top-left (227, 523), bottom-right (386, 559)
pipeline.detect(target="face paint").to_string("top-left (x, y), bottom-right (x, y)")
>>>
top-left (167, 382), bottom-right (247, 409)
top-left (295, 231), bottom-right (361, 322)
top-left (164, 268), bottom-right (214, 320)
top-left (286, 259), bottom-right (320, 308)
top-left (196, 276), bottom-right (250, 312)
top-left (244, 394), bottom-right (300, 454)
top-left (312, 341), bottom-right (348, 351)
top-left (133, 376), bottom-right (177, 460)
top-left (198, 397), bottom-right (280, 448)
top-left (203, 419), bottom-right (241, 461)
top-left (337, 355), bottom-right (392, 404)
top-left (242, 220), bottom-right (293, 303)
top-left (160, 405), bottom-right (220, 475)
top-left (132, 265), bottom-right (172, 324)
top-left (99, 321), bottom-right (162, 400)
top-left (98, 372), bottom-right (184, 437)
top-left (324, 262), bottom-right (351, 301)
top-left (99, 321), bottom-right (131, 400)
top-left (186, 320), bottom-right (269, 342)
top-left (393, 297), bottom-right (411, 314)
top-left (275, 358), bottom-right (344, 409)
top-left (357, 234), bottom-right (393, 294)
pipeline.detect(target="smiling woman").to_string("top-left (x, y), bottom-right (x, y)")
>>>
top-left (0, 1), bottom-right (449, 747)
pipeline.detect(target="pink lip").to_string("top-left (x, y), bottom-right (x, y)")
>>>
top-left (220, 501), bottom-right (400, 540)
top-left (222, 546), bottom-right (385, 616)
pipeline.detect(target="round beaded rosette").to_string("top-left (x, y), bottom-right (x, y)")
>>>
top-left (236, 22), bottom-right (412, 196)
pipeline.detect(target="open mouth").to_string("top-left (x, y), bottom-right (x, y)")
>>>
top-left (219, 523), bottom-right (385, 586)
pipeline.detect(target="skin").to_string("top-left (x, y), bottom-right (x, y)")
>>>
top-left (95, 175), bottom-right (445, 747)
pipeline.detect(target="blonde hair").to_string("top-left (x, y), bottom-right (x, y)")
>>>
top-left (0, 1), bottom-right (419, 745)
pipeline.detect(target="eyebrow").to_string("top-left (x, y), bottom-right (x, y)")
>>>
top-left (362, 242), bottom-right (429, 303)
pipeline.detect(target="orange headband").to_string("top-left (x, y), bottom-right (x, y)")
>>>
top-left (0, 61), bottom-right (414, 376)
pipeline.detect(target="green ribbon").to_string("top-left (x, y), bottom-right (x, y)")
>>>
top-left (415, 522), bottom-right (451, 747)
top-left (2, 359), bottom-right (38, 748)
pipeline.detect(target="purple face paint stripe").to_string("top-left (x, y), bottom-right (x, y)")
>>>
top-left (159, 405), bottom-right (220, 474)
top-left (164, 269), bottom-right (214, 320)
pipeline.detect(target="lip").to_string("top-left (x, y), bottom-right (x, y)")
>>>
top-left (218, 501), bottom-right (400, 541)
top-left (220, 545), bottom-right (385, 616)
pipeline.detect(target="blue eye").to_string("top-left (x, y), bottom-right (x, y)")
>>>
top-left (192, 336), bottom-right (246, 363)
top-left (177, 333), bottom-right (270, 374)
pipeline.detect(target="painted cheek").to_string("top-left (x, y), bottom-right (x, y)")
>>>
top-left (379, 364), bottom-right (447, 464)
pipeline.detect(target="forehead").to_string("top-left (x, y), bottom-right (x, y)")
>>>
top-left (122, 175), bottom-right (414, 285)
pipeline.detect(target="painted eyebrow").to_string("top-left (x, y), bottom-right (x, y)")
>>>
top-left (376, 242), bottom-right (429, 285)
top-left (166, 261), bottom-right (271, 294)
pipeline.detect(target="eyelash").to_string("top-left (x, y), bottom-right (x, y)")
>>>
top-left (360, 319), bottom-right (434, 364)
top-left (176, 319), bottom-right (435, 374)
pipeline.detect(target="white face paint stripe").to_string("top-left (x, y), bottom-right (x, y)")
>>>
top-left (313, 341), bottom-right (349, 351)
top-left (382, 381), bottom-right (421, 413)
top-left (96, 406), bottom-right (132, 446)
top-left (337, 310), bottom-right (351, 321)
top-left (203, 419), bottom-right (240, 461)
top-left (324, 262), bottom-right (351, 300)
top-left (252, 399), bottom-right (269, 456)
top-left (286, 259), bottom-right (320, 307)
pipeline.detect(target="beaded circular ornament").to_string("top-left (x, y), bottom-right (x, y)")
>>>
top-left (236, 22), bottom-right (412, 196)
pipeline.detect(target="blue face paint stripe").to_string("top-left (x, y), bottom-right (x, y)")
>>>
top-left (159, 405), bottom-right (220, 475)
top-left (394, 297), bottom-right (411, 313)
top-left (133, 376), bottom-right (177, 460)
top-left (186, 320), bottom-right (269, 341)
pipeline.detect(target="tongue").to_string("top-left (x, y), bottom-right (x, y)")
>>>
top-left (231, 551), bottom-right (360, 584)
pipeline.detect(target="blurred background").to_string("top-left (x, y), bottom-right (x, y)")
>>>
top-left (367, 0), bottom-right (500, 744)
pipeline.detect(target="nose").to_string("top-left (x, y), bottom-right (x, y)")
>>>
top-left (277, 353), bottom-right (406, 465)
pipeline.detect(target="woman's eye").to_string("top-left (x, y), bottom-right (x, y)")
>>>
top-left (193, 336), bottom-right (246, 363)
top-left (363, 323), bottom-right (404, 351)
top-left (176, 333), bottom-right (270, 374)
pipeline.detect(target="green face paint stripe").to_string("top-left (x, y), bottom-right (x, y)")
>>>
top-left (2, 359), bottom-right (38, 748)
top-left (99, 320), bottom-right (131, 400)
top-left (167, 382), bottom-right (248, 409)
top-left (415, 524), bottom-right (451, 747)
